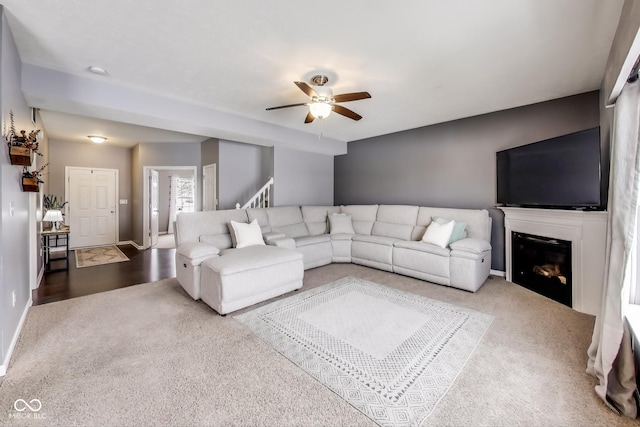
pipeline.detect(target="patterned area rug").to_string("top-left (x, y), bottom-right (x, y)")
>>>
top-left (74, 245), bottom-right (129, 268)
top-left (235, 276), bottom-right (494, 427)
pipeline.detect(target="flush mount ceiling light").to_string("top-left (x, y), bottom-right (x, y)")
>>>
top-left (88, 66), bottom-right (107, 75)
top-left (88, 135), bottom-right (107, 144)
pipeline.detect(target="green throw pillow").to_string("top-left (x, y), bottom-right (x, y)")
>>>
top-left (433, 217), bottom-right (467, 245)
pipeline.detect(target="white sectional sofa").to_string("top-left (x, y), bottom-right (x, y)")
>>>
top-left (175, 204), bottom-right (492, 314)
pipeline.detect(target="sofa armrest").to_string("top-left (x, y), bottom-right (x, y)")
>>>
top-left (263, 231), bottom-right (287, 245)
top-left (449, 238), bottom-right (491, 254)
top-left (268, 237), bottom-right (296, 250)
top-left (176, 242), bottom-right (220, 265)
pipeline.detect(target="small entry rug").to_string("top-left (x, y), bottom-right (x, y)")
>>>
top-left (74, 245), bottom-right (129, 268)
top-left (235, 276), bottom-right (494, 427)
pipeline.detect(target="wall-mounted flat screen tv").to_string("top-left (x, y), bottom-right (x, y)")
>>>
top-left (496, 127), bottom-right (602, 209)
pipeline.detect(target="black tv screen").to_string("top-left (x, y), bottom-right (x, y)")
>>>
top-left (496, 127), bottom-right (602, 209)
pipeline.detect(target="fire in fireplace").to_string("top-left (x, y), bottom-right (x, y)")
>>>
top-left (511, 232), bottom-right (572, 307)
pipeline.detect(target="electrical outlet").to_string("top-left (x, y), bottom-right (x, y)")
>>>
top-left (12, 291), bottom-right (16, 307)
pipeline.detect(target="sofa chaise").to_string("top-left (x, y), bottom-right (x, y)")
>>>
top-left (175, 204), bottom-right (492, 315)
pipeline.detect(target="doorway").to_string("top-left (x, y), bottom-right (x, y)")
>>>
top-left (65, 167), bottom-right (119, 249)
top-left (143, 166), bottom-right (198, 249)
top-left (203, 163), bottom-right (217, 211)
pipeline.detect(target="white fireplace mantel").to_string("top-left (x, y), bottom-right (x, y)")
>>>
top-left (499, 207), bottom-right (608, 316)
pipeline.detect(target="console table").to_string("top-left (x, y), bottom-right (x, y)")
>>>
top-left (42, 228), bottom-right (70, 272)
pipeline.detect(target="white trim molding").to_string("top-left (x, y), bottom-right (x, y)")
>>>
top-left (499, 207), bottom-right (607, 316)
top-left (0, 295), bottom-right (32, 377)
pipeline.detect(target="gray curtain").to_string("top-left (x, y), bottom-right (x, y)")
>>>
top-left (586, 79), bottom-right (640, 417)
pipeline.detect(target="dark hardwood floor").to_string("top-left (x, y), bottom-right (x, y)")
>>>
top-left (33, 245), bottom-right (176, 305)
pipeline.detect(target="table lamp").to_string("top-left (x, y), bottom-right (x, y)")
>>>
top-left (43, 209), bottom-right (63, 231)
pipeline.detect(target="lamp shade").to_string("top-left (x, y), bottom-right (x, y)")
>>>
top-left (43, 209), bottom-right (63, 222)
top-left (309, 102), bottom-right (332, 119)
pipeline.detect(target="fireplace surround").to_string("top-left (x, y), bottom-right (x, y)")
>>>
top-left (499, 207), bottom-right (607, 316)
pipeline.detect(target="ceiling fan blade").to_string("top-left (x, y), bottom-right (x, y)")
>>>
top-left (333, 92), bottom-right (371, 103)
top-left (266, 103), bottom-right (307, 111)
top-left (304, 111), bottom-right (315, 123)
top-left (332, 104), bottom-right (362, 121)
top-left (294, 81), bottom-right (318, 98)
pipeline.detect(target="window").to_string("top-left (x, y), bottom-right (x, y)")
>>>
top-left (175, 177), bottom-right (195, 213)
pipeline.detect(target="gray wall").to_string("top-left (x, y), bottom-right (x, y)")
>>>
top-left (48, 139), bottom-right (133, 241)
top-left (218, 140), bottom-right (271, 210)
top-left (0, 6), bottom-right (35, 372)
top-left (131, 142), bottom-right (201, 245)
top-left (272, 146), bottom-right (334, 206)
top-left (334, 92), bottom-right (601, 271)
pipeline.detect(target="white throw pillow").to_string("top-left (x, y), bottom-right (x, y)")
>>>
top-left (230, 219), bottom-right (265, 249)
top-left (329, 213), bottom-right (356, 234)
top-left (421, 219), bottom-right (455, 248)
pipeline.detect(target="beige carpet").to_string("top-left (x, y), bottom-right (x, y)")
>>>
top-left (74, 245), bottom-right (129, 268)
top-left (0, 264), bottom-right (636, 426)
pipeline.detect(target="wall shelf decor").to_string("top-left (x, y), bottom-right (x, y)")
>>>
top-left (9, 146), bottom-right (32, 166)
top-left (21, 176), bottom-right (39, 192)
top-left (4, 110), bottom-right (40, 167)
top-left (21, 163), bottom-right (48, 193)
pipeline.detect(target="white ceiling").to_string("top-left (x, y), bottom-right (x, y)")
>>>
top-left (1, 0), bottom-right (626, 151)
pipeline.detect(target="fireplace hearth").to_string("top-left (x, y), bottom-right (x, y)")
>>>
top-left (512, 232), bottom-right (572, 307)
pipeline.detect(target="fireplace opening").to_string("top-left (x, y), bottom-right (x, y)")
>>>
top-left (512, 232), bottom-right (572, 307)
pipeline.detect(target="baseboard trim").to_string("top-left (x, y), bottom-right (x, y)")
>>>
top-left (36, 265), bottom-right (44, 289)
top-left (119, 240), bottom-right (144, 250)
top-left (490, 269), bottom-right (506, 277)
top-left (0, 295), bottom-right (32, 377)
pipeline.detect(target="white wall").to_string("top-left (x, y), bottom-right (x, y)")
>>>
top-left (272, 146), bottom-right (334, 206)
top-left (0, 6), bottom-right (35, 375)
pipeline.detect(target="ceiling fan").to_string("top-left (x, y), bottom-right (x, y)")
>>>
top-left (266, 75), bottom-right (371, 123)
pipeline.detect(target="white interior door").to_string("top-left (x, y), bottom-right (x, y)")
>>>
top-left (68, 168), bottom-right (117, 248)
top-left (203, 163), bottom-right (217, 211)
top-left (150, 169), bottom-right (159, 247)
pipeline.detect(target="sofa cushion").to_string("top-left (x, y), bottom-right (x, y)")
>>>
top-left (371, 205), bottom-right (418, 240)
top-left (204, 245), bottom-right (302, 276)
top-left (200, 233), bottom-right (233, 250)
top-left (393, 240), bottom-right (451, 257)
top-left (302, 205), bottom-right (340, 235)
top-left (176, 209), bottom-right (248, 245)
top-left (246, 208), bottom-right (271, 233)
top-left (352, 234), bottom-right (401, 247)
top-left (177, 242), bottom-right (220, 264)
top-left (230, 219), bottom-right (265, 249)
top-left (329, 213), bottom-right (356, 234)
top-left (340, 205), bottom-right (379, 235)
top-left (266, 206), bottom-right (310, 238)
top-left (263, 231), bottom-right (286, 245)
top-left (295, 234), bottom-right (331, 247)
top-left (330, 233), bottom-right (355, 241)
top-left (450, 238), bottom-right (492, 254)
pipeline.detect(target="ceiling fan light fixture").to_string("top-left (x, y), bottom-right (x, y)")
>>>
top-left (88, 135), bottom-right (107, 144)
top-left (309, 102), bottom-right (332, 119)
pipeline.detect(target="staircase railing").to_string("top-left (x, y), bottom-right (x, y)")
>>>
top-left (236, 177), bottom-right (274, 209)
